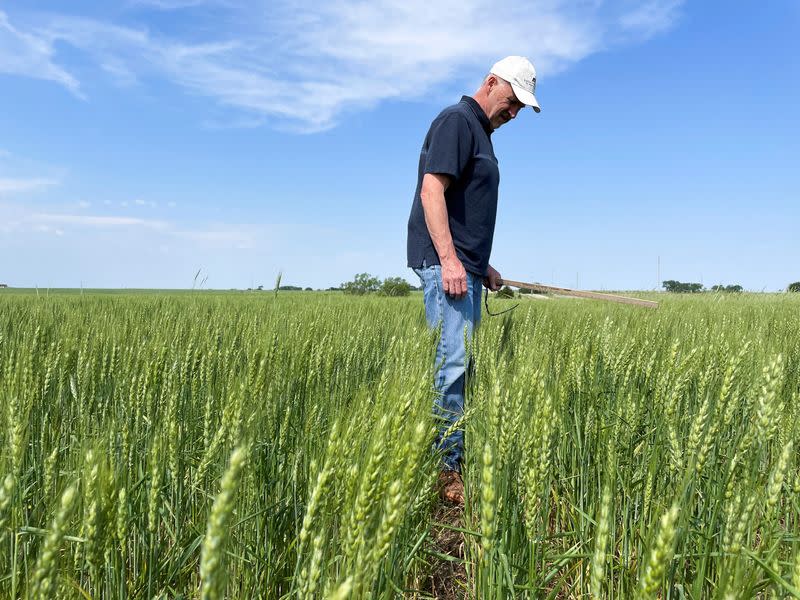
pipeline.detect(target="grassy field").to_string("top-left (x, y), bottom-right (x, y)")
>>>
top-left (1, 291), bottom-right (799, 598)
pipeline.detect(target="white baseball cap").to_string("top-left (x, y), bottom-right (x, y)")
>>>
top-left (489, 55), bottom-right (540, 113)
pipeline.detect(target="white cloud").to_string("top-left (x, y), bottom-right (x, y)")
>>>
top-left (33, 213), bottom-right (168, 229)
top-left (0, 10), bottom-right (83, 97)
top-left (0, 177), bottom-right (59, 194)
top-left (3, 201), bottom-right (320, 259)
top-left (619, 0), bottom-right (683, 38)
top-left (128, 0), bottom-right (229, 9)
top-left (33, 224), bottom-right (65, 236)
top-left (3, 1), bottom-right (683, 131)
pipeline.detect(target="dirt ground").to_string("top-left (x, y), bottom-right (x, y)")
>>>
top-left (420, 502), bottom-right (469, 600)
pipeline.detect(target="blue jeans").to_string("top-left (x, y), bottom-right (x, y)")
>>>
top-left (413, 264), bottom-right (483, 472)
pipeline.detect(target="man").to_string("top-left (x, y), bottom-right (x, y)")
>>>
top-left (406, 56), bottom-right (540, 505)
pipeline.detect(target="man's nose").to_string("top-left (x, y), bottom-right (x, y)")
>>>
top-left (508, 106), bottom-right (520, 118)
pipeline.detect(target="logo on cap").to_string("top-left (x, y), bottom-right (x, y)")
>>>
top-left (522, 76), bottom-right (536, 93)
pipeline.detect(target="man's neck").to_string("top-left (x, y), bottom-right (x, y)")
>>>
top-left (469, 92), bottom-right (494, 133)
top-left (471, 92), bottom-right (491, 121)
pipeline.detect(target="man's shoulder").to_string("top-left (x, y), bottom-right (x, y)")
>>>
top-left (433, 101), bottom-right (472, 124)
top-left (427, 101), bottom-right (475, 139)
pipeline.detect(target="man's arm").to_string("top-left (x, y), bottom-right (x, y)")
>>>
top-left (420, 173), bottom-right (467, 298)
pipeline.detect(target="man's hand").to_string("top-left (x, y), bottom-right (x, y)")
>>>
top-left (441, 256), bottom-right (468, 298)
top-left (483, 264), bottom-right (502, 291)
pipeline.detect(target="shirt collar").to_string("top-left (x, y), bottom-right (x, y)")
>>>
top-left (460, 95), bottom-right (492, 135)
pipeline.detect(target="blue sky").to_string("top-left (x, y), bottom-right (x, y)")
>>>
top-left (1, 0), bottom-right (798, 291)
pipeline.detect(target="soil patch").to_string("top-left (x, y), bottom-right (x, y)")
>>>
top-left (420, 502), bottom-right (469, 599)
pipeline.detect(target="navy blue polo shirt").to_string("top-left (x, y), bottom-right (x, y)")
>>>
top-left (407, 95), bottom-right (499, 277)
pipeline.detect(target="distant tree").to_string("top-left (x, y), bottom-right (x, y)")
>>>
top-left (279, 285), bottom-right (303, 291)
top-left (304, 287), bottom-right (313, 291)
top-left (788, 282), bottom-right (800, 293)
top-left (518, 287), bottom-right (532, 294)
top-left (711, 284), bottom-right (742, 293)
top-left (662, 280), bottom-right (678, 292)
top-left (496, 286), bottom-right (515, 299)
top-left (341, 273), bottom-right (381, 295)
top-left (380, 277), bottom-right (412, 297)
top-left (257, 285), bottom-right (264, 291)
top-left (663, 280), bottom-right (704, 293)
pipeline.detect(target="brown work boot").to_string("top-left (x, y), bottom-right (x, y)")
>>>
top-left (437, 470), bottom-right (464, 506)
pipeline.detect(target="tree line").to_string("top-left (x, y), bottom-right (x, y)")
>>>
top-left (259, 277), bottom-right (800, 295)
top-left (340, 273), bottom-right (417, 296)
top-left (664, 280), bottom-right (800, 293)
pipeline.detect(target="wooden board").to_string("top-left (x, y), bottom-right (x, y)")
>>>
top-left (498, 279), bottom-right (658, 309)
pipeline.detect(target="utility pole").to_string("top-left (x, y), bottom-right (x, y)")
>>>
top-left (657, 256), bottom-right (660, 291)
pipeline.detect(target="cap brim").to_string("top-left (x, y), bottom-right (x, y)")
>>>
top-left (510, 83), bottom-right (541, 113)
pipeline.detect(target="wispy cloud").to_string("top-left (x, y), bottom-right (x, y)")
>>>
top-left (2, 196), bottom-right (246, 243)
top-left (21, 209), bottom-right (337, 257)
top-left (128, 0), bottom-right (219, 9)
top-left (33, 213), bottom-right (168, 229)
top-left (134, 198), bottom-right (158, 207)
top-left (33, 223), bottom-right (65, 236)
top-left (0, 10), bottom-right (83, 98)
top-left (2, 1), bottom-right (683, 131)
top-left (618, 0), bottom-right (684, 38)
top-left (22, 207), bottom-right (274, 249)
top-left (0, 177), bottom-right (60, 194)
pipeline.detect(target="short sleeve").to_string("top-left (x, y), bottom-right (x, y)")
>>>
top-left (423, 112), bottom-right (474, 181)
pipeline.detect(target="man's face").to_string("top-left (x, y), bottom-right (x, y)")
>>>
top-left (486, 78), bottom-right (526, 130)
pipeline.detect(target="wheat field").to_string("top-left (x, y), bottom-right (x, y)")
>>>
top-left (1, 291), bottom-right (799, 599)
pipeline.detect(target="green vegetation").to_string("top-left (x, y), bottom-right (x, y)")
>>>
top-left (662, 280), bottom-right (704, 293)
top-left (495, 285), bottom-right (516, 298)
top-left (663, 281), bottom-right (745, 294)
top-left (1, 291), bottom-right (799, 598)
top-left (380, 277), bottom-right (413, 297)
top-left (711, 284), bottom-right (743, 293)
top-left (341, 273), bottom-right (415, 296)
top-left (340, 272), bottom-right (381, 295)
